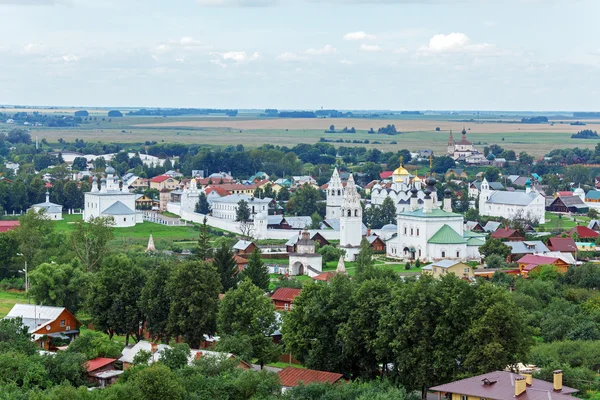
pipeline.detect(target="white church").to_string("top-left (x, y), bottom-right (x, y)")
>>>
top-left (83, 166), bottom-right (142, 228)
top-left (338, 174), bottom-right (364, 261)
top-left (386, 176), bottom-right (482, 262)
top-left (478, 178), bottom-right (546, 224)
top-left (370, 160), bottom-right (427, 213)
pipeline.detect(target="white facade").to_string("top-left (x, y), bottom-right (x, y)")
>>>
top-left (326, 168), bottom-right (344, 220)
top-left (478, 178), bottom-right (546, 224)
top-left (211, 194), bottom-right (272, 221)
top-left (370, 162), bottom-right (426, 213)
top-left (289, 230), bottom-right (323, 277)
top-left (29, 191), bottom-right (63, 220)
top-left (83, 167), bottom-right (141, 228)
top-left (340, 174), bottom-right (363, 261)
top-left (180, 178), bottom-right (201, 212)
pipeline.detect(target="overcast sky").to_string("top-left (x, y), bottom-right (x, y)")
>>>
top-left (0, 0), bottom-right (598, 111)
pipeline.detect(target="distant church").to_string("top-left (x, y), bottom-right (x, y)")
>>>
top-left (447, 128), bottom-right (486, 164)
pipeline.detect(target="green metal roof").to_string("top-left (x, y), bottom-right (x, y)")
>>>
top-left (400, 208), bottom-right (462, 219)
top-left (466, 237), bottom-right (486, 246)
top-left (427, 224), bottom-right (467, 245)
top-left (463, 230), bottom-right (488, 238)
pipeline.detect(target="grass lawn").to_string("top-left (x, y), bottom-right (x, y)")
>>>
top-left (539, 212), bottom-right (590, 231)
top-left (55, 214), bottom-right (201, 249)
top-left (266, 362), bottom-right (306, 369)
top-left (0, 290), bottom-right (28, 318)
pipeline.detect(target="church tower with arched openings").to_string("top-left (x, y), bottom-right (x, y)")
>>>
top-left (340, 174), bottom-right (363, 261)
top-left (326, 167), bottom-right (344, 220)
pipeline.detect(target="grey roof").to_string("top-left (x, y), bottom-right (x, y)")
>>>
top-left (381, 224), bottom-right (397, 231)
top-left (102, 201), bottom-right (135, 215)
top-left (588, 220), bottom-right (600, 230)
top-left (556, 196), bottom-right (587, 207)
top-left (4, 304), bottom-right (65, 333)
top-left (285, 234), bottom-right (300, 246)
top-left (322, 218), bottom-right (368, 235)
top-left (506, 241), bottom-right (549, 255)
top-left (430, 260), bottom-right (463, 269)
top-left (233, 240), bottom-right (254, 250)
top-left (267, 215), bottom-right (284, 225)
top-left (284, 216), bottom-right (312, 229)
top-left (31, 201), bottom-right (63, 214)
top-left (472, 180), bottom-right (504, 191)
top-left (483, 221), bottom-right (502, 232)
top-left (212, 194), bottom-right (272, 205)
top-left (486, 190), bottom-right (539, 206)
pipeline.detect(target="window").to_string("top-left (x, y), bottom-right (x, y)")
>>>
top-left (456, 251), bottom-right (460, 258)
top-left (284, 303), bottom-right (289, 310)
top-left (416, 229), bottom-right (419, 236)
top-left (441, 251), bottom-right (446, 257)
top-left (124, 218), bottom-right (126, 222)
top-left (418, 249), bottom-right (422, 257)
top-left (464, 268), bottom-right (470, 273)
top-left (60, 320), bottom-right (66, 327)
top-left (404, 227), bottom-right (407, 235)
top-left (461, 396), bottom-right (467, 400)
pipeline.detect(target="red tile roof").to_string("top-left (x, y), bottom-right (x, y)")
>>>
top-left (379, 171), bottom-right (393, 179)
top-left (557, 191), bottom-right (573, 197)
top-left (271, 288), bottom-right (302, 303)
top-left (205, 187), bottom-right (229, 197)
top-left (547, 237), bottom-right (578, 253)
top-left (86, 357), bottom-right (116, 373)
top-left (568, 226), bottom-right (599, 239)
top-left (196, 178), bottom-right (234, 186)
top-left (278, 367), bottom-right (344, 387)
top-left (312, 271), bottom-right (336, 281)
top-left (150, 175), bottom-right (173, 183)
top-left (491, 227), bottom-right (523, 239)
top-left (518, 254), bottom-right (560, 266)
top-left (0, 220), bottom-right (20, 233)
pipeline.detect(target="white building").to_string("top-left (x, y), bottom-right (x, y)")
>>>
top-left (326, 168), bottom-right (344, 220)
top-left (478, 178), bottom-right (546, 224)
top-left (386, 177), bottom-right (482, 262)
top-left (29, 191), bottom-right (63, 220)
top-left (211, 194), bottom-right (272, 221)
top-left (447, 129), bottom-right (485, 163)
top-left (289, 230), bottom-right (323, 276)
top-left (180, 178), bottom-right (201, 212)
top-left (369, 161), bottom-right (427, 213)
top-left (340, 174), bottom-right (363, 261)
top-left (83, 167), bottom-right (142, 228)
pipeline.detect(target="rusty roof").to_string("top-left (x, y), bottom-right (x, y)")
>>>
top-left (271, 288), bottom-right (302, 302)
top-left (86, 357), bottom-right (116, 373)
top-left (430, 371), bottom-right (578, 400)
top-left (547, 237), bottom-right (578, 253)
top-left (278, 366), bottom-right (344, 387)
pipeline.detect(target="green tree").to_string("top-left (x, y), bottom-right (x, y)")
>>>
top-left (167, 261), bottom-right (221, 348)
top-left (13, 209), bottom-right (54, 268)
top-left (479, 237), bottom-right (511, 259)
top-left (141, 262), bottom-right (173, 343)
top-left (129, 363), bottom-right (184, 400)
top-left (0, 317), bottom-right (36, 356)
top-left (379, 197), bottom-right (397, 227)
top-left (242, 249), bottom-right (269, 291)
top-left (160, 343), bottom-right (191, 370)
top-left (236, 200), bottom-right (251, 222)
top-left (485, 254), bottom-right (507, 269)
top-left (355, 238), bottom-right (374, 277)
top-left (28, 261), bottom-right (89, 314)
top-left (212, 243), bottom-right (239, 293)
top-left (66, 330), bottom-right (123, 360)
top-left (217, 279), bottom-right (279, 367)
top-left (277, 186), bottom-right (290, 201)
top-left (87, 255), bottom-right (146, 344)
top-left (196, 217), bottom-right (212, 261)
top-left (288, 184), bottom-right (322, 217)
top-left (70, 216), bottom-right (115, 272)
top-left (484, 167), bottom-right (501, 182)
top-left (43, 351), bottom-right (88, 387)
top-left (195, 192), bottom-right (210, 214)
top-left (309, 211), bottom-right (322, 229)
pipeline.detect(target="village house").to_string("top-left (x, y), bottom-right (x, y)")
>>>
top-left (422, 260), bottom-right (474, 280)
top-left (490, 227), bottom-right (525, 242)
top-left (278, 366), bottom-right (344, 393)
top-left (546, 196), bottom-right (588, 214)
top-left (479, 178), bottom-right (546, 224)
top-left (4, 304), bottom-right (81, 351)
top-left (271, 288), bottom-right (302, 311)
top-left (464, 221), bottom-right (485, 232)
top-left (0, 220), bottom-right (20, 232)
top-left (149, 175), bottom-right (180, 191)
top-left (445, 168), bottom-right (468, 180)
top-left (505, 241), bottom-right (549, 263)
top-left (517, 254), bottom-right (570, 277)
top-left (547, 237), bottom-right (578, 255)
top-left (588, 220), bottom-right (600, 231)
top-left (366, 234), bottom-right (386, 252)
top-left (312, 256), bottom-right (347, 282)
top-left (29, 191), bottom-right (63, 220)
top-left (233, 240), bottom-right (257, 255)
top-left (567, 226), bottom-right (599, 241)
top-left (468, 180), bottom-right (505, 199)
top-left (87, 357), bottom-right (122, 387)
top-left (285, 231), bottom-right (330, 252)
top-left (430, 370), bottom-right (577, 400)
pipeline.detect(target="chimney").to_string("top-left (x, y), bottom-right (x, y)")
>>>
top-left (522, 372), bottom-right (533, 386)
top-left (553, 370), bottom-right (563, 392)
top-left (410, 187), bottom-right (419, 211)
top-left (367, 228), bottom-right (371, 237)
top-left (443, 188), bottom-right (452, 212)
top-left (151, 343), bottom-right (158, 354)
top-left (515, 375), bottom-right (527, 397)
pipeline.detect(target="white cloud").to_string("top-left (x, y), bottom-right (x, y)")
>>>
top-left (153, 44), bottom-right (170, 53)
top-left (23, 43), bottom-right (44, 54)
top-left (210, 51), bottom-right (260, 66)
top-left (62, 54), bottom-right (79, 62)
top-left (276, 52), bottom-right (306, 61)
top-left (343, 31), bottom-right (376, 41)
top-left (419, 32), bottom-right (493, 54)
top-left (360, 44), bottom-right (383, 52)
top-left (340, 59), bottom-right (354, 65)
top-left (305, 44), bottom-right (337, 56)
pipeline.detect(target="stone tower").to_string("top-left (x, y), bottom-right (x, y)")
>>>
top-left (340, 174), bottom-right (363, 261)
top-left (447, 130), bottom-right (455, 156)
top-left (326, 167), bottom-right (344, 220)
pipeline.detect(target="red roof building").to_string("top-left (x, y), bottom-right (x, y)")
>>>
top-left (490, 227), bottom-right (525, 242)
top-left (379, 171), bottom-right (393, 179)
top-left (567, 226), bottom-right (599, 239)
top-left (278, 367), bottom-right (344, 388)
top-left (271, 288), bottom-right (302, 311)
top-left (517, 254), bottom-right (570, 277)
top-left (547, 237), bottom-right (578, 253)
top-left (87, 357), bottom-right (117, 373)
top-left (312, 271), bottom-right (336, 282)
top-left (0, 220), bottom-right (20, 233)
top-left (150, 175), bottom-right (171, 183)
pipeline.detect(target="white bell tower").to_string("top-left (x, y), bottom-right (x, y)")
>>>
top-left (340, 174), bottom-right (363, 261)
top-left (326, 167), bottom-right (344, 220)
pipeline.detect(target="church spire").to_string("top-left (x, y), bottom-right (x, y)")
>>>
top-left (448, 130), bottom-right (454, 145)
top-left (461, 126), bottom-right (467, 140)
top-left (146, 234), bottom-right (156, 252)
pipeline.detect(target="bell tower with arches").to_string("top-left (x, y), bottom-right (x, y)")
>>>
top-left (326, 167), bottom-right (344, 220)
top-left (340, 174), bottom-right (363, 260)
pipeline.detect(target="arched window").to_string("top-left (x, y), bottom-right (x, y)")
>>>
top-left (347, 210), bottom-right (351, 217)
top-left (354, 209), bottom-right (358, 217)
top-left (337, 190), bottom-right (341, 196)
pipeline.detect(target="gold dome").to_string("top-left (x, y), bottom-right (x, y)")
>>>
top-left (413, 176), bottom-right (422, 182)
top-left (393, 166), bottom-right (410, 176)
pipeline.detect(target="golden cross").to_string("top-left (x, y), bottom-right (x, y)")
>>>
top-left (399, 155), bottom-right (403, 167)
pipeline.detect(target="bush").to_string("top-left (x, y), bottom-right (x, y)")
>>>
top-left (0, 277), bottom-right (24, 291)
top-left (318, 245), bottom-right (343, 263)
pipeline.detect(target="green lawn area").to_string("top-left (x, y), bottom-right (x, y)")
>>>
top-left (539, 212), bottom-right (590, 231)
top-left (55, 214), bottom-right (201, 250)
top-left (0, 290), bottom-right (28, 318)
top-left (266, 362), bottom-right (305, 369)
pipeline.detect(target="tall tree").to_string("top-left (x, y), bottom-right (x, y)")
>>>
top-left (28, 261), bottom-right (89, 314)
top-left (195, 192), bottom-right (210, 214)
top-left (242, 249), bottom-right (269, 291)
top-left (355, 238), bottom-right (374, 277)
top-left (141, 262), bottom-right (173, 343)
top-left (236, 200), bottom-right (251, 221)
top-left (217, 279), bottom-right (280, 367)
top-left (167, 260), bottom-right (222, 348)
top-left (70, 216), bottom-right (115, 272)
top-left (14, 209), bottom-right (54, 267)
top-left (379, 197), bottom-right (397, 227)
top-left (212, 243), bottom-right (239, 292)
top-left (196, 217), bottom-right (212, 261)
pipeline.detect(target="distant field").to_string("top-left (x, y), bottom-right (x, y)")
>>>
top-left (1, 109), bottom-right (598, 157)
top-left (0, 290), bottom-right (27, 318)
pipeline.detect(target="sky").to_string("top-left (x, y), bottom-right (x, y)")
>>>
top-left (0, 0), bottom-right (598, 111)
